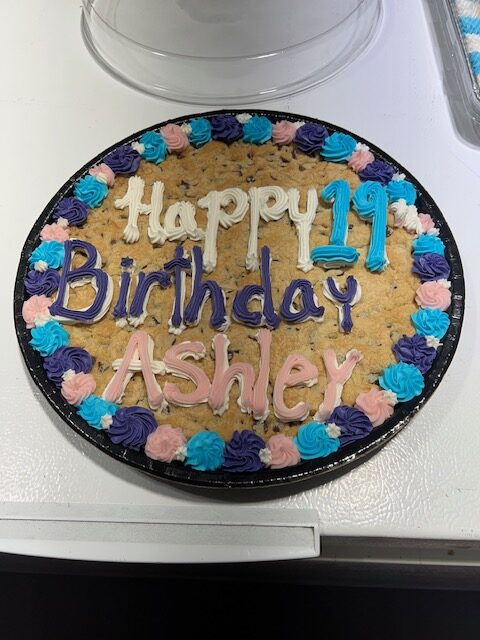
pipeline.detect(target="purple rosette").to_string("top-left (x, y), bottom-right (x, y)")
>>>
top-left (294, 122), bottom-right (328, 155)
top-left (107, 406), bottom-right (157, 451)
top-left (329, 406), bottom-right (373, 446)
top-left (412, 253), bottom-right (450, 282)
top-left (358, 159), bottom-right (395, 185)
top-left (24, 269), bottom-right (60, 296)
top-left (43, 346), bottom-right (94, 387)
top-left (103, 144), bottom-right (141, 175)
top-left (223, 430), bottom-right (265, 473)
top-left (209, 115), bottom-right (243, 143)
top-left (52, 197), bottom-right (89, 226)
top-left (392, 334), bottom-right (437, 374)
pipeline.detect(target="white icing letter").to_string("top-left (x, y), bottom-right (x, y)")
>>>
top-left (287, 187), bottom-right (318, 272)
top-left (247, 186), bottom-right (288, 271)
top-left (114, 176), bottom-right (151, 244)
top-left (197, 188), bottom-right (249, 273)
top-left (164, 201), bottom-right (205, 243)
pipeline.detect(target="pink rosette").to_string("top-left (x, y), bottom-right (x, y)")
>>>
top-left (272, 120), bottom-right (297, 145)
top-left (415, 281), bottom-right (451, 311)
top-left (267, 434), bottom-right (301, 469)
top-left (40, 222), bottom-right (70, 243)
top-left (354, 388), bottom-right (394, 427)
top-left (348, 148), bottom-right (374, 173)
top-left (22, 295), bottom-right (52, 328)
top-left (145, 424), bottom-right (187, 463)
top-left (89, 163), bottom-right (115, 187)
top-left (418, 213), bottom-right (435, 234)
top-left (160, 124), bottom-right (189, 154)
top-left (61, 372), bottom-right (96, 406)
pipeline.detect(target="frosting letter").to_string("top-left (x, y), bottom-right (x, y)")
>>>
top-left (273, 354), bottom-right (319, 422)
top-left (163, 342), bottom-right (211, 407)
top-left (247, 186), bottom-right (288, 271)
top-left (49, 239), bottom-right (113, 324)
top-left (102, 330), bottom-right (166, 411)
top-left (315, 349), bottom-right (363, 421)
top-left (287, 187), bottom-right (318, 272)
top-left (323, 275), bottom-right (361, 333)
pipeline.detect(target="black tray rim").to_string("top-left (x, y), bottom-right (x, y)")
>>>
top-left (13, 108), bottom-right (465, 490)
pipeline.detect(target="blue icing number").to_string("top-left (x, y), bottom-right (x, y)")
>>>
top-left (311, 180), bottom-right (359, 268)
top-left (139, 131), bottom-right (167, 164)
top-left (411, 307), bottom-right (450, 340)
top-left (353, 180), bottom-right (388, 272)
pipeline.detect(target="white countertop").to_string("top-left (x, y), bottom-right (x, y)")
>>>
top-left (2, 0), bottom-right (480, 564)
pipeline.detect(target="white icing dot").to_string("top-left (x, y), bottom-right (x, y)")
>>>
top-left (426, 227), bottom-right (440, 237)
top-left (131, 141), bottom-right (145, 155)
top-left (392, 172), bottom-right (406, 181)
top-left (326, 422), bottom-right (341, 439)
top-left (259, 447), bottom-right (272, 465)
top-left (34, 260), bottom-right (48, 272)
top-left (294, 121), bottom-right (305, 129)
top-left (100, 414), bottom-right (113, 430)
top-left (62, 369), bottom-right (76, 382)
top-left (57, 217), bottom-right (69, 228)
top-left (180, 123), bottom-right (192, 135)
top-left (355, 142), bottom-right (370, 152)
top-left (175, 445), bottom-right (187, 462)
top-left (34, 312), bottom-right (51, 327)
top-left (236, 113), bottom-right (252, 124)
top-left (425, 336), bottom-right (442, 350)
top-left (382, 390), bottom-right (398, 406)
top-left (93, 172), bottom-right (109, 185)
top-left (438, 279), bottom-right (451, 289)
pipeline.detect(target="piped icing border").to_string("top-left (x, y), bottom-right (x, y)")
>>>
top-left (21, 112), bottom-right (454, 474)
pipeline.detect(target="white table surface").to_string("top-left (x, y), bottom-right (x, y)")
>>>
top-left (2, 0), bottom-right (480, 564)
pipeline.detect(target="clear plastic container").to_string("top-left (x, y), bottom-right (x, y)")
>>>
top-left (426, 0), bottom-right (480, 145)
top-left (81, 0), bottom-right (382, 105)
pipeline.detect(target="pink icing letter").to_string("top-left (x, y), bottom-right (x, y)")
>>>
top-left (163, 342), bottom-right (211, 407)
top-left (315, 349), bottom-right (363, 421)
top-left (102, 330), bottom-right (166, 411)
top-left (273, 354), bottom-right (318, 423)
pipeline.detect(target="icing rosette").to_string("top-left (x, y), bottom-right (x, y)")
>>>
top-left (348, 144), bottom-right (374, 172)
top-left (40, 222), bottom-right (70, 243)
top-left (272, 120), bottom-right (298, 145)
top-left (138, 131), bottom-right (167, 164)
top-left (144, 425), bottom-right (187, 463)
top-left (294, 122), bottom-right (328, 155)
top-left (186, 431), bottom-right (225, 471)
top-left (77, 395), bottom-right (117, 429)
top-left (265, 433), bottom-right (301, 469)
top-left (412, 253), bottom-right (450, 281)
top-left (43, 346), bottom-right (93, 387)
top-left (358, 159), bottom-right (395, 185)
top-left (242, 115), bottom-right (273, 145)
top-left (222, 430), bottom-right (265, 473)
top-left (52, 197), bottom-right (89, 226)
top-left (415, 280), bottom-right (451, 311)
top-left (386, 179), bottom-right (417, 205)
top-left (378, 362), bottom-right (425, 402)
top-left (329, 406), bottom-right (373, 446)
top-left (61, 371), bottom-right (96, 406)
top-left (392, 334), bottom-right (437, 374)
top-left (418, 213), bottom-right (436, 234)
top-left (209, 114), bottom-right (243, 143)
top-left (160, 123), bottom-right (189, 153)
top-left (412, 234), bottom-right (445, 257)
top-left (188, 118), bottom-right (212, 148)
top-left (411, 307), bottom-right (450, 340)
top-left (354, 388), bottom-right (395, 427)
top-left (22, 294), bottom-right (52, 329)
top-left (29, 320), bottom-right (69, 356)
top-left (89, 162), bottom-right (115, 187)
top-left (107, 406), bottom-right (157, 451)
top-left (74, 175), bottom-right (108, 208)
top-left (28, 241), bottom-right (64, 271)
top-left (103, 144), bottom-right (141, 175)
top-left (24, 269), bottom-right (60, 296)
top-left (293, 421), bottom-right (340, 460)
top-left (321, 132), bottom-right (357, 162)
